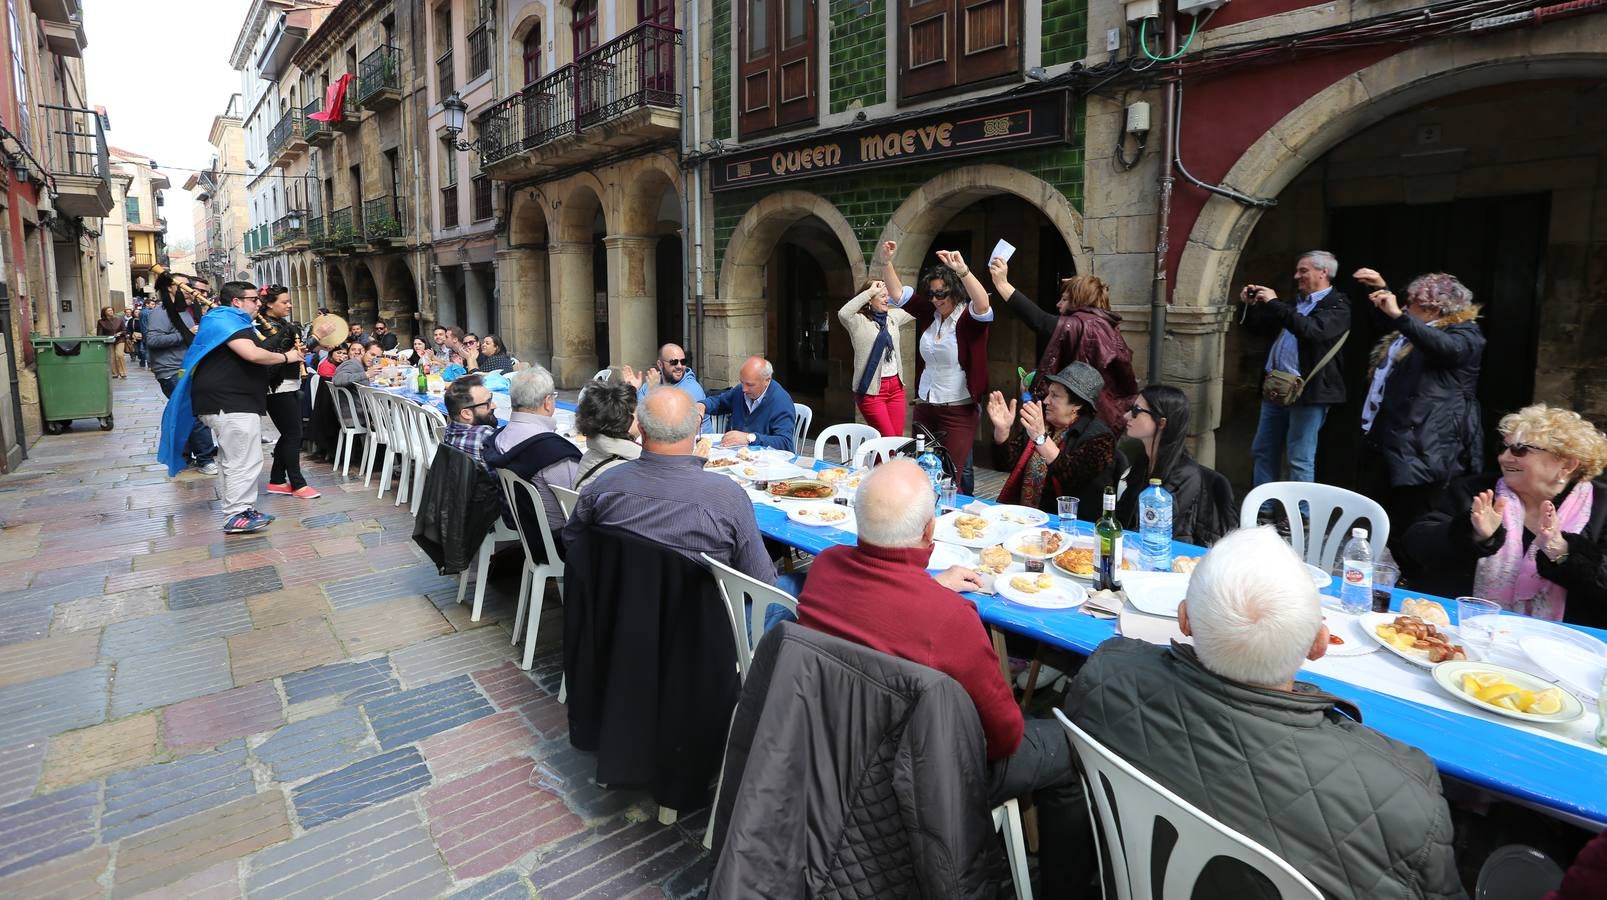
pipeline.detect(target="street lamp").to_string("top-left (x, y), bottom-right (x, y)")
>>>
top-left (440, 92), bottom-right (494, 159)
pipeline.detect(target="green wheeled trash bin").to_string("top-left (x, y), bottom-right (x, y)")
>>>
top-left (31, 336), bottom-right (114, 434)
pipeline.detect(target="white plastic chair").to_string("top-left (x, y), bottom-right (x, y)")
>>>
top-left (853, 435), bottom-right (910, 469)
top-left (792, 402), bottom-right (813, 452)
top-left (550, 484), bottom-right (580, 518)
top-left (329, 386), bottom-right (369, 479)
top-left (371, 392), bottom-right (413, 502)
top-left (410, 405), bottom-right (447, 516)
top-left (457, 518), bottom-right (519, 623)
top-left (1052, 709), bottom-right (1321, 900)
top-left (591, 367), bottom-right (613, 382)
top-left (812, 422), bottom-right (880, 465)
top-left (1239, 482), bottom-right (1389, 574)
top-left (706, 412), bottom-right (730, 434)
top-left (496, 470), bottom-right (566, 670)
top-left (701, 552), bottom-right (799, 679)
top-left (308, 372), bottom-right (322, 408)
top-left (356, 386), bottom-right (392, 488)
top-left (385, 396), bottom-right (422, 507)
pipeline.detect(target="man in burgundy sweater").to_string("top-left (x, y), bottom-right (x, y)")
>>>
top-left (797, 460), bottom-right (1085, 894)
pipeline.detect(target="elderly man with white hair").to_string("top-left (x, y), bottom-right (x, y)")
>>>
top-left (796, 459), bottom-right (1084, 895)
top-left (697, 355), bottom-right (797, 451)
top-left (1241, 250), bottom-right (1352, 486)
top-left (484, 366), bottom-right (582, 548)
top-left (1064, 526), bottom-right (1464, 900)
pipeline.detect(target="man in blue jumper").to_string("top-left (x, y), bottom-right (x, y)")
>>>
top-left (698, 355), bottom-right (797, 452)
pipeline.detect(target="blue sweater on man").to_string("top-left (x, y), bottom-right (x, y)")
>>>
top-left (703, 381), bottom-right (797, 452)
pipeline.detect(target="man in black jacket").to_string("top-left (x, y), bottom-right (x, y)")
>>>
top-left (1242, 250), bottom-right (1350, 486)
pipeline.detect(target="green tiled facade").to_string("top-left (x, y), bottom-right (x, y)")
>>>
top-left (713, 1), bottom-right (732, 140)
top-left (828, 0), bottom-right (888, 114)
top-left (712, 102), bottom-right (1086, 264)
top-left (1041, 0), bottom-right (1089, 68)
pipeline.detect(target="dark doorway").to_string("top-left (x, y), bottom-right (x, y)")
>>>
top-left (591, 209), bottom-right (609, 368)
top-left (655, 234), bottom-right (683, 347)
top-left (1322, 193), bottom-right (1548, 487)
top-left (769, 243), bottom-right (833, 400)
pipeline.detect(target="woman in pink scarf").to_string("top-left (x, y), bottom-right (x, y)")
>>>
top-left (1408, 404), bottom-right (1607, 627)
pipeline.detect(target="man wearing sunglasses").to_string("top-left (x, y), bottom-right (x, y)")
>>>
top-left (632, 343), bottom-right (713, 434)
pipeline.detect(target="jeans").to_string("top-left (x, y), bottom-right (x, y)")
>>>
top-left (744, 571), bottom-right (805, 645)
top-left (987, 717), bottom-right (1089, 896)
top-left (199, 411), bottom-right (264, 517)
top-left (1251, 401), bottom-right (1330, 486)
top-left (157, 375), bottom-right (217, 463)
top-left (854, 376), bottom-right (907, 438)
top-left (265, 389), bottom-right (306, 489)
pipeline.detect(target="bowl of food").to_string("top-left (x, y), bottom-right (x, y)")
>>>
top-left (1006, 528), bottom-right (1067, 561)
top-left (768, 479), bottom-right (835, 500)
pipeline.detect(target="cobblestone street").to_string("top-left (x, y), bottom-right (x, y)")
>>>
top-left (0, 376), bottom-right (714, 898)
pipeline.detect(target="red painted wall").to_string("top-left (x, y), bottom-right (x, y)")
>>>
top-left (1204, 0), bottom-right (1335, 30)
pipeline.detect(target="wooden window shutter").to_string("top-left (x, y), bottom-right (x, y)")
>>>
top-left (958, 0), bottom-right (1016, 84)
top-left (899, 0), bottom-right (1019, 102)
top-left (900, 0), bottom-right (953, 100)
top-left (774, 0), bottom-right (816, 128)
top-left (739, 0), bottom-right (817, 138)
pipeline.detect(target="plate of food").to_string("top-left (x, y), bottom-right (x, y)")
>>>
top-left (981, 504), bottom-right (1051, 527)
top-left (934, 511), bottom-right (1004, 549)
top-left (767, 479), bottom-right (836, 501)
top-left (734, 462), bottom-right (813, 482)
top-left (1320, 612), bottom-right (1380, 657)
top-left (1051, 539), bottom-right (1098, 581)
top-left (1360, 612), bottom-right (1472, 668)
top-left (1005, 528), bottom-right (1068, 560)
top-left (1431, 660), bottom-right (1584, 724)
top-left (816, 467), bottom-right (867, 491)
top-left (786, 502), bottom-right (853, 529)
top-left (996, 571), bottom-right (1087, 610)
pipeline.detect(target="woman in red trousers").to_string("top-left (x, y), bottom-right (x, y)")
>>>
top-left (838, 279), bottom-right (913, 437)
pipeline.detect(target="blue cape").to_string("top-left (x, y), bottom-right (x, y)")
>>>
top-left (157, 306), bottom-right (254, 476)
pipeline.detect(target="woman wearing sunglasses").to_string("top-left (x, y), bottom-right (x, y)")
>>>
top-left (1115, 385), bottom-right (1237, 546)
top-left (1353, 269), bottom-right (1486, 574)
top-left (878, 240), bottom-right (993, 492)
top-left (1409, 404), bottom-right (1607, 627)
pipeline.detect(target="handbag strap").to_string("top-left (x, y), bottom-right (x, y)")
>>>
top-left (1304, 330), bottom-right (1349, 380)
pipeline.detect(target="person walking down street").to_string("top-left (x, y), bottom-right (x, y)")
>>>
top-left (838, 279), bottom-right (913, 437)
top-left (159, 281), bottom-right (305, 534)
top-left (1242, 250), bottom-right (1351, 487)
top-left (879, 241), bottom-right (993, 493)
top-left (257, 286), bottom-right (319, 500)
top-left (988, 262), bottom-right (1139, 434)
top-left (1353, 268), bottom-right (1485, 573)
top-left (134, 298), bottom-right (156, 368)
top-left (97, 306), bottom-right (127, 379)
top-left (144, 287), bottom-right (217, 474)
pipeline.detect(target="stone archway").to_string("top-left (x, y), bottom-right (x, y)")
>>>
top-left (549, 179), bottom-right (608, 384)
top-left (325, 264), bottom-right (349, 318)
top-left (348, 261), bottom-right (379, 329)
top-left (1168, 20), bottom-right (1607, 464)
top-left (613, 154), bottom-right (684, 363)
top-left (501, 188), bottom-right (555, 375)
top-left (876, 163), bottom-right (1092, 284)
top-left (381, 257), bottom-right (418, 342)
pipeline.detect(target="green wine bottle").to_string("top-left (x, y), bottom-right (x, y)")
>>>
top-left (1095, 486), bottom-right (1123, 592)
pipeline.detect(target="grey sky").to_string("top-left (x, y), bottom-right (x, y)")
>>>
top-left (82, 0), bottom-right (251, 245)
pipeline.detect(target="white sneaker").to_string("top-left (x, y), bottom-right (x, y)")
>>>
top-left (198, 461), bottom-right (220, 475)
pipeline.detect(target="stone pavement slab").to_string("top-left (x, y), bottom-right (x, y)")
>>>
top-left (227, 615), bottom-right (346, 686)
top-left (161, 681), bottom-right (285, 753)
top-left (252, 706), bottom-right (374, 783)
top-left (447, 869), bottom-right (535, 899)
top-left (324, 564), bottom-right (462, 610)
top-left (329, 593), bottom-right (454, 653)
top-left (289, 746), bottom-right (433, 829)
top-left (0, 663), bottom-right (109, 742)
top-left (244, 585), bottom-right (332, 627)
top-left (49, 586), bottom-right (165, 634)
top-left (100, 599), bottom-right (254, 659)
top-left (102, 740), bottom-right (255, 842)
top-left (280, 656), bottom-right (399, 708)
top-left (111, 791), bottom-right (291, 898)
top-left (126, 859), bottom-right (240, 900)
top-left (40, 712), bottom-right (162, 792)
top-left (0, 741), bottom-right (45, 807)
top-left (393, 627), bottom-right (520, 688)
top-left (168, 564), bottom-right (285, 609)
top-left (0, 781), bottom-right (99, 878)
top-left (246, 799), bottom-right (453, 899)
top-left (0, 630), bottom-right (101, 689)
top-left (426, 755), bottom-right (584, 879)
top-left (0, 844), bottom-right (108, 900)
top-left (109, 640), bottom-right (234, 718)
top-left (365, 673), bottom-right (496, 750)
top-left (420, 710), bottom-right (541, 780)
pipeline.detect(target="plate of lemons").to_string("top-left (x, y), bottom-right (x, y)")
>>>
top-left (1431, 660), bottom-right (1584, 724)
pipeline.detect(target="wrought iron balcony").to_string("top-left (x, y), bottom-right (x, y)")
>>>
top-left (272, 211), bottom-right (309, 247)
top-left (42, 104), bottom-right (112, 217)
top-left (306, 215), bottom-right (327, 248)
top-left (357, 46), bottom-right (401, 110)
top-left (303, 98), bottom-right (333, 147)
top-left (328, 207), bottom-right (358, 249)
top-left (332, 78), bottom-right (363, 131)
top-left (268, 107), bottom-right (307, 165)
top-left (475, 22), bottom-right (681, 172)
top-left (362, 196), bottom-right (405, 243)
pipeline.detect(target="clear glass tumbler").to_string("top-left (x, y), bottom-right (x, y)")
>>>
top-left (1057, 496), bottom-right (1080, 533)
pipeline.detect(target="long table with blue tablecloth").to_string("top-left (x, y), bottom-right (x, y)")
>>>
top-left (381, 382), bottom-right (1606, 830)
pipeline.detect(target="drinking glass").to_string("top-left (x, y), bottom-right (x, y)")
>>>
top-left (1371, 562), bottom-right (1400, 613)
top-left (1057, 496), bottom-right (1080, 533)
top-left (1455, 597), bottom-right (1502, 654)
top-left (937, 479), bottom-right (958, 514)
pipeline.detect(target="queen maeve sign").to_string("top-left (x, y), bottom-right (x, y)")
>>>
top-left (710, 91), bottom-right (1070, 193)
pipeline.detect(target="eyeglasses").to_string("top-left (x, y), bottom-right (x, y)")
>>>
top-left (662, 358), bottom-right (687, 367)
top-left (465, 400), bottom-right (493, 411)
top-left (465, 339), bottom-right (479, 345)
top-left (1127, 405), bottom-right (1154, 419)
top-left (1502, 441), bottom-right (1543, 458)
top-left (928, 288), bottom-right (952, 298)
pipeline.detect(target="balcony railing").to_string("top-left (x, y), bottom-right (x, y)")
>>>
top-left (306, 214), bottom-right (326, 248)
top-left (468, 24), bottom-right (489, 80)
top-left (131, 252), bottom-right (155, 269)
top-left (363, 196), bottom-right (405, 242)
top-left (472, 175), bottom-right (493, 221)
top-left (475, 22), bottom-right (681, 166)
top-left (357, 46), bottom-right (401, 108)
top-left (272, 211), bottom-right (308, 246)
top-left (303, 98), bottom-right (332, 144)
top-left (441, 184), bottom-right (459, 229)
top-left (42, 103), bottom-right (112, 217)
top-left (328, 206), bottom-right (358, 247)
top-left (268, 107), bottom-right (306, 161)
top-left (436, 50), bottom-right (455, 99)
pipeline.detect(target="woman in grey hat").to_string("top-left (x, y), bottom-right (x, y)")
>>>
top-left (986, 361), bottom-right (1118, 518)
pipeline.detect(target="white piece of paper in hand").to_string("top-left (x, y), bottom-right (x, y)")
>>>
top-left (990, 239), bottom-right (1016, 264)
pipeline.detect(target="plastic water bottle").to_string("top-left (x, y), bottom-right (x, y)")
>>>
top-left (914, 435), bottom-right (944, 511)
top-left (1339, 528), bottom-right (1373, 616)
top-left (1138, 479), bottom-right (1173, 572)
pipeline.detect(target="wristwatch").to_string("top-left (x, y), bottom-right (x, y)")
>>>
top-left (1032, 432), bottom-right (1047, 447)
top-left (748, 432), bottom-right (757, 445)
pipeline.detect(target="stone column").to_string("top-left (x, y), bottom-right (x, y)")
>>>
top-left (700, 297), bottom-right (768, 389)
top-left (432, 265), bottom-right (456, 329)
top-left (602, 234), bottom-right (657, 373)
top-left (496, 248), bottom-right (551, 372)
top-left (547, 240), bottom-right (598, 387)
top-left (464, 266), bottom-right (491, 336)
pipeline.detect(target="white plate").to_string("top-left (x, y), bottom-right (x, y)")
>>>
top-left (996, 572), bottom-right (1087, 610)
top-left (1120, 571), bottom-right (1192, 618)
top-left (1431, 660), bottom-right (1585, 724)
top-left (1518, 633), bottom-right (1606, 702)
top-left (1004, 528), bottom-right (1070, 561)
top-left (1360, 612), bottom-right (1475, 669)
top-left (786, 502), bottom-right (854, 529)
top-left (730, 462), bottom-right (812, 482)
top-left (1306, 563), bottom-right (1332, 589)
top-left (934, 511), bottom-right (1014, 549)
top-left (1050, 552), bottom-right (1097, 582)
top-left (981, 504), bottom-right (1050, 528)
top-left (928, 541), bottom-right (976, 570)
top-left (1321, 612), bottom-right (1381, 657)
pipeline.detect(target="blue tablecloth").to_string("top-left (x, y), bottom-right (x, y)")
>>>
top-left (380, 386), bottom-right (577, 422)
top-left (754, 461), bottom-right (1607, 830)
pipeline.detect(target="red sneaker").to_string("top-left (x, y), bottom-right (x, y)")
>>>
top-left (265, 482), bottom-right (293, 495)
top-left (292, 485), bottom-right (322, 499)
